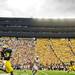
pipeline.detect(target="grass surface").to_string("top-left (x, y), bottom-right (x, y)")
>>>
top-left (0, 70), bottom-right (75, 75)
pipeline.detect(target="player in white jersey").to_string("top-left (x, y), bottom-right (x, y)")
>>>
top-left (32, 56), bottom-right (40, 75)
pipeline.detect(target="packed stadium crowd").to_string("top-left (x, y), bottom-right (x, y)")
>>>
top-left (0, 37), bottom-right (75, 72)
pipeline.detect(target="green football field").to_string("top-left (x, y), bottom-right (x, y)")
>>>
top-left (0, 70), bottom-right (75, 75)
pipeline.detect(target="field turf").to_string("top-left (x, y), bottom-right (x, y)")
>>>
top-left (0, 70), bottom-right (75, 75)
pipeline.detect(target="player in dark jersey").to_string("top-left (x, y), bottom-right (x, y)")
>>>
top-left (0, 45), bottom-right (14, 75)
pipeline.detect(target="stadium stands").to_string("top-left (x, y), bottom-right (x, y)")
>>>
top-left (35, 39), bottom-right (59, 65)
top-left (50, 39), bottom-right (75, 63)
top-left (0, 37), bottom-right (35, 66)
top-left (0, 37), bottom-right (75, 66)
top-left (12, 38), bottom-right (35, 66)
top-left (35, 38), bottom-right (75, 65)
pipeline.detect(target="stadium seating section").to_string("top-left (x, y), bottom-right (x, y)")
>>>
top-left (0, 37), bottom-right (75, 66)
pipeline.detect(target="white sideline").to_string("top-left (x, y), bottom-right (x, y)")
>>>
top-left (0, 74), bottom-right (28, 75)
top-left (0, 74), bottom-right (10, 75)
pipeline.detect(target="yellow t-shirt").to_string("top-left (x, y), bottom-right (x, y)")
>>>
top-left (72, 66), bottom-right (75, 71)
top-left (69, 66), bottom-right (75, 71)
top-left (5, 60), bottom-right (13, 73)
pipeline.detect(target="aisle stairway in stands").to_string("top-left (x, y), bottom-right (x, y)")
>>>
top-left (69, 39), bottom-right (75, 56)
